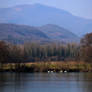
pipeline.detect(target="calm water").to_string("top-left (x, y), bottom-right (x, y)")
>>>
top-left (0, 73), bottom-right (92, 92)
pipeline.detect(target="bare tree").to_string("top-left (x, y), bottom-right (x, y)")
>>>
top-left (80, 33), bottom-right (92, 62)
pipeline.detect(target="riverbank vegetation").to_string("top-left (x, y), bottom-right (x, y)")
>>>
top-left (0, 33), bottom-right (92, 72)
top-left (1, 62), bottom-right (92, 72)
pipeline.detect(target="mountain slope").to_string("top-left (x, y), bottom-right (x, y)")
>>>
top-left (0, 4), bottom-right (92, 36)
top-left (39, 24), bottom-right (79, 42)
top-left (0, 23), bottom-right (49, 44)
top-left (0, 23), bottom-right (79, 44)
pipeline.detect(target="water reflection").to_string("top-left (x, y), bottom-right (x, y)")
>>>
top-left (0, 73), bottom-right (92, 92)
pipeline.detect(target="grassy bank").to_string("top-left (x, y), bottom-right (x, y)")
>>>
top-left (0, 61), bottom-right (92, 72)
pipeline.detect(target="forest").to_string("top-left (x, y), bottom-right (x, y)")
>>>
top-left (0, 33), bottom-right (92, 72)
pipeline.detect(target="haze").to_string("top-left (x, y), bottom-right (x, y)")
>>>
top-left (0, 0), bottom-right (92, 19)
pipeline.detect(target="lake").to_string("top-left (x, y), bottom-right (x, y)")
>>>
top-left (0, 73), bottom-right (92, 92)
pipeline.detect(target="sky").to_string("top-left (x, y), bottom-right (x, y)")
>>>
top-left (0, 0), bottom-right (92, 19)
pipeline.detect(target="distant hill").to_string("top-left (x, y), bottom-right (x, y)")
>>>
top-left (0, 24), bottom-right (49, 44)
top-left (39, 24), bottom-right (79, 42)
top-left (0, 4), bottom-right (92, 36)
top-left (0, 23), bottom-right (79, 44)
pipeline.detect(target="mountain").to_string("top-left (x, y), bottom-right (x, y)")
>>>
top-left (38, 24), bottom-right (79, 42)
top-left (0, 4), bottom-right (92, 36)
top-left (0, 23), bottom-right (79, 44)
top-left (0, 23), bottom-right (49, 44)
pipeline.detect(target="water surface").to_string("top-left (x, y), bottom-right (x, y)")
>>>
top-left (0, 73), bottom-right (92, 92)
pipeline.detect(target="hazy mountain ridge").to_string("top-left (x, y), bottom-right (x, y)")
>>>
top-left (0, 4), bottom-right (92, 36)
top-left (0, 23), bottom-right (79, 44)
top-left (38, 24), bottom-right (79, 42)
top-left (0, 23), bottom-right (50, 44)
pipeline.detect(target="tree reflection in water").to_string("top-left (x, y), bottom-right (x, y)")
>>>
top-left (0, 73), bottom-right (92, 92)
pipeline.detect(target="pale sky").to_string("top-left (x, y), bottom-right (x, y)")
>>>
top-left (0, 0), bottom-right (92, 19)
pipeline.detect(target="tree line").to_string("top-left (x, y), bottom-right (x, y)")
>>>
top-left (0, 33), bottom-right (92, 66)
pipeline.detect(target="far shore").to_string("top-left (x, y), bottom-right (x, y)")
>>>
top-left (0, 61), bottom-right (92, 73)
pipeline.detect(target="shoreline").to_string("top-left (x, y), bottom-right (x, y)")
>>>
top-left (0, 61), bottom-right (92, 73)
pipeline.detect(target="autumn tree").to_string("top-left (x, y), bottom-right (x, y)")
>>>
top-left (80, 33), bottom-right (92, 62)
top-left (0, 41), bottom-right (9, 68)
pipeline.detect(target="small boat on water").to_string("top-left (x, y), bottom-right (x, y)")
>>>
top-left (60, 70), bottom-right (63, 73)
top-left (64, 70), bottom-right (67, 73)
top-left (48, 71), bottom-right (54, 73)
